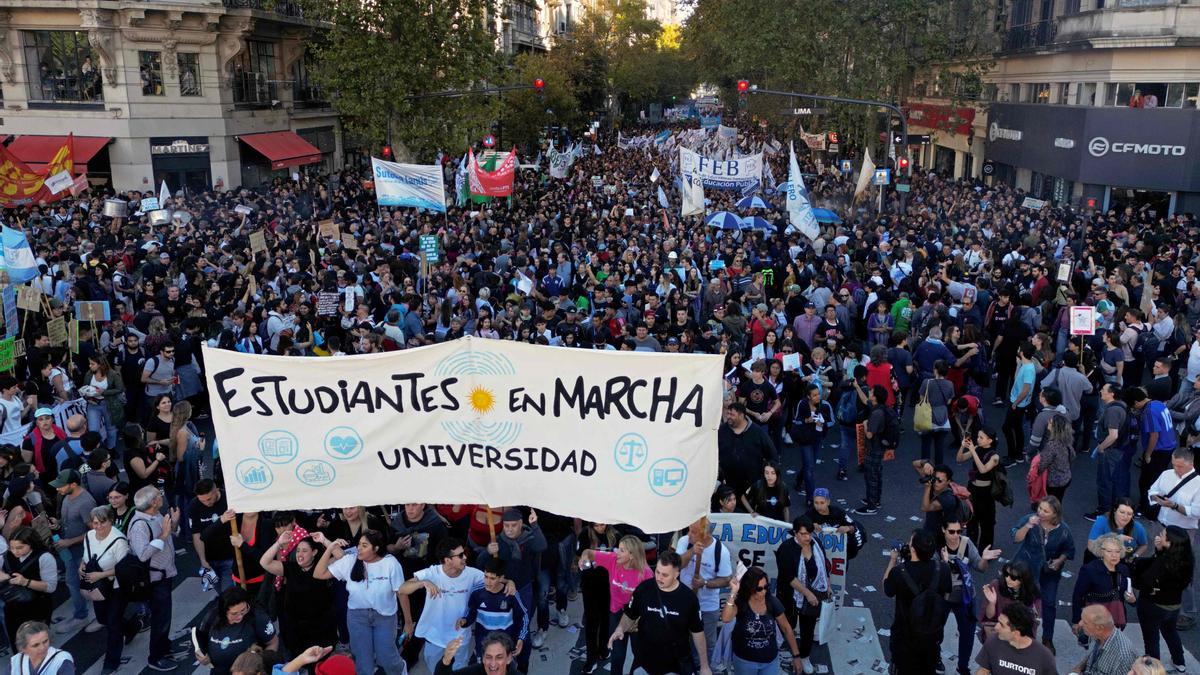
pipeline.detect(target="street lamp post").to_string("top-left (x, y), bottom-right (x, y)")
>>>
top-left (746, 85), bottom-right (910, 215)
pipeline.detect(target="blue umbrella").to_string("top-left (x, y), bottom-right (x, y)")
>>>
top-left (705, 211), bottom-right (743, 230)
top-left (736, 195), bottom-right (768, 210)
top-left (812, 208), bottom-right (842, 224)
top-left (743, 216), bottom-right (776, 231)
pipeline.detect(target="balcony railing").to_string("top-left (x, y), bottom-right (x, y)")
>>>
top-left (222, 0), bottom-right (305, 19)
top-left (1000, 19), bottom-right (1058, 52)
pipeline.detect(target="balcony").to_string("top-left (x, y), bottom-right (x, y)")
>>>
top-left (1056, 2), bottom-right (1200, 45)
top-left (1000, 20), bottom-right (1058, 53)
top-left (222, 0), bottom-right (305, 19)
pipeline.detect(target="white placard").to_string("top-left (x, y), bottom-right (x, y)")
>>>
top-left (202, 339), bottom-right (722, 532)
top-left (1070, 305), bottom-right (1096, 335)
top-left (44, 171), bottom-right (74, 195)
top-left (234, 205), bottom-right (254, 216)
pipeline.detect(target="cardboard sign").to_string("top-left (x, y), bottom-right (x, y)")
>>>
top-left (591, 176), bottom-right (603, 188)
top-left (1056, 262), bottom-right (1072, 283)
top-left (16, 286), bottom-right (41, 312)
top-left (74, 301), bottom-right (111, 322)
top-left (318, 220), bottom-right (340, 239)
top-left (68, 320), bottom-right (80, 354)
top-left (1070, 305), bottom-right (1096, 335)
top-left (12, 338), bottom-right (25, 359)
top-left (782, 352), bottom-right (801, 372)
top-left (341, 233), bottom-right (359, 250)
top-left (46, 316), bottom-right (67, 346)
top-left (316, 292), bottom-right (340, 317)
top-left (249, 230), bottom-right (268, 254)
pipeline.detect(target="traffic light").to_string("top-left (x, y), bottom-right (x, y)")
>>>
top-left (827, 132), bottom-right (839, 144)
top-left (381, 145), bottom-right (393, 160)
top-left (533, 77), bottom-right (545, 101)
top-left (737, 80), bottom-right (749, 109)
top-left (898, 156), bottom-right (910, 173)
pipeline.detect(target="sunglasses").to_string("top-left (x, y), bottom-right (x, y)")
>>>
top-left (756, 584), bottom-right (769, 592)
top-left (1004, 572), bottom-right (1020, 581)
top-left (945, 529), bottom-right (961, 535)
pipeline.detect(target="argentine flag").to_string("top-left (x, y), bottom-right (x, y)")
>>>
top-left (1, 226), bottom-right (38, 284)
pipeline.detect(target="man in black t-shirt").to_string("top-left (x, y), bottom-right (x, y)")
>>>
top-left (717, 403), bottom-right (777, 500)
top-left (916, 462), bottom-right (962, 533)
top-left (608, 550), bottom-right (711, 675)
top-left (883, 529), bottom-right (952, 674)
top-left (188, 479), bottom-right (233, 591)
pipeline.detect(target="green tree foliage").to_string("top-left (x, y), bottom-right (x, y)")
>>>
top-left (496, 52), bottom-right (584, 152)
top-left (297, 0), bottom-right (502, 159)
top-left (682, 0), bottom-right (993, 152)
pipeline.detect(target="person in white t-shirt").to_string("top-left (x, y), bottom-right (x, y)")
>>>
top-left (315, 529), bottom-right (412, 675)
top-left (676, 517), bottom-right (734, 671)
top-left (400, 537), bottom-right (515, 675)
top-left (0, 374), bottom-right (31, 436)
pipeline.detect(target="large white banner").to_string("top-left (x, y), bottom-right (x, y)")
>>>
top-left (371, 158), bottom-right (446, 213)
top-left (203, 339), bottom-right (722, 532)
top-left (708, 513), bottom-right (791, 578)
top-left (679, 148), bottom-right (762, 190)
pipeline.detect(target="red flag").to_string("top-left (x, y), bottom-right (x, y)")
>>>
top-left (468, 148), bottom-right (516, 198)
top-left (0, 145), bottom-right (49, 207)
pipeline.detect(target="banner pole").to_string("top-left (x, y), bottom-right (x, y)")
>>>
top-left (230, 518), bottom-right (247, 590)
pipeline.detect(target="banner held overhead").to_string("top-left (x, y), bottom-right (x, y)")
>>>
top-left (371, 157), bottom-right (447, 213)
top-left (202, 338), bottom-right (722, 532)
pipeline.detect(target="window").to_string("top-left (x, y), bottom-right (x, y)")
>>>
top-left (1056, 83), bottom-right (1070, 104)
top-left (1031, 83), bottom-right (1051, 104)
top-left (1008, 83), bottom-right (1020, 102)
top-left (981, 83), bottom-right (998, 103)
top-left (178, 53), bottom-right (201, 96)
top-left (1077, 82), bottom-right (1097, 106)
top-left (1163, 83), bottom-right (1199, 109)
top-left (139, 51), bottom-right (164, 96)
top-left (22, 30), bottom-right (103, 103)
top-left (1112, 82), bottom-right (1135, 106)
top-left (291, 54), bottom-right (324, 106)
top-left (232, 40), bottom-right (278, 105)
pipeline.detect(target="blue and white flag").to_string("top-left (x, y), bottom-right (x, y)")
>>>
top-left (371, 157), bottom-right (446, 213)
top-left (1, 226), bottom-right (39, 284)
top-left (657, 185), bottom-right (670, 209)
top-left (786, 143), bottom-right (819, 241)
top-left (455, 153), bottom-right (469, 206)
top-left (681, 174), bottom-right (705, 218)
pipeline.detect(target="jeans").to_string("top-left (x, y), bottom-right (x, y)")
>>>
top-left (422, 633), bottom-right (469, 675)
top-left (94, 591), bottom-right (127, 671)
top-left (1003, 406), bottom-right (1027, 461)
top-left (795, 444), bottom-right (818, 499)
top-left (732, 653), bottom-right (779, 675)
top-left (59, 546), bottom-right (89, 620)
top-left (919, 429), bottom-right (948, 466)
top-left (609, 609), bottom-right (638, 675)
top-left (1137, 601), bottom-right (1185, 667)
top-left (515, 583), bottom-right (534, 671)
top-left (942, 600), bottom-right (976, 675)
top-left (864, 448), bottom-right (883, 507)
top-left (86, 401), bottom-right (116, 450)
top-left (536, 534), bottom-right (576, 631)
top-left (1095, 444), bottom-right (1131, 512)
top-left (839, 425), bottom-right (856, 470)
top-left (1038, 570), bottom-right (1062, 642)
top-left (347, 608), bottom-right (406, 675)
top-left (148, 577), bottom-right (173, 662)
top-left (210, 558), bottom-right (236, 593)
top-left (689, 609), bottom-right (719, 671)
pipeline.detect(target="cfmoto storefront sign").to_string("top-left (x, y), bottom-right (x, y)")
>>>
top-left (1087, 137), bottom-right (1185, 158)
top-left (989, 122), bottom-right (1023, 142)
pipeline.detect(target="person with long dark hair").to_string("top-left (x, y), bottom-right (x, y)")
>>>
top-left (0, 527), bottom-right (57, 645)
top-left (956, 426), bottom-right (1001, 551)
top-left (575, 523), bottom-right (619, 674)
top-left (259, 527), bottom-right (335, 657)
top-left (1131, 525), bottom-right (1194, 672)
top-left (194, 587), bottom-right (279, 675)
top-left (314, 529), bottom-right (412, 675)
top-left (775, 517), bottom-right (829, 674)
top-left (978, 560), bottom-right (1041, 645)
top-left (721, 565), bottom-right (803, 675)
top-left (742, 462), bottom-right (790, 521)
top-left (1083, 498), bottom-right (1148, 564)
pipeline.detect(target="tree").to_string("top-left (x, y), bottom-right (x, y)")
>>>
top-left (298, 0), bottom-right (502, 160)
top-left (497, 52), bottom-right (585, 152)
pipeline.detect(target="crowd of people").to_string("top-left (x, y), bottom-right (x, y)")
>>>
top-left (0, 119), bottom-right (1197, 675)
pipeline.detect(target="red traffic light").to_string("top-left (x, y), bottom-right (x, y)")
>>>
top-left (736, 80), bottom-right (749, 93)
top-left (898, 156), bottom-right (910, 170)
top-left (533, 78), bottom-right (545, 91)
top-left (381, 145), bottom-right (393, 159)
top-left (827, 132), bottom-right (839, 144)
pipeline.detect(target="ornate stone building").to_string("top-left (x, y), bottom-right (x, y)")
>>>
top-left (0, 0), bottom-right (341, 193)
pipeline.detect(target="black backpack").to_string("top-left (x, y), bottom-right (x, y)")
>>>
top-left (880, 406), bottom-right (901, 448)
top-left (897, 561), bottom-right (945, 639)
top-left (1133, 325), bottom-right (1159, 364)
top-left (114, 519), bottom-right (156, 601)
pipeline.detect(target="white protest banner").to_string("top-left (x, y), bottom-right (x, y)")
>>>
top-left (203, 338), bottom-right (722, 532)
top-left (44, 171), bottom-right (74, 196)
top-left (1070, 305), bottom-right (1096, 335)
top-left (371, 158), bottom-right (447, 213)
top-left (0, 398), bottom-right (86, 446)
top-left (815, 529), bottom-right (849, 608)
top-left (708, 513), bottom-right (791, 578)
top-left (679, 148), bottom-right (762, 190)
top-left (1021, 196), bottom-right (1047, 210)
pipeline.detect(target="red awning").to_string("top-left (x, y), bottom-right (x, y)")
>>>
top-left (238, 131), bottom-right (322, 170)
top-left (8, 135), bottom-right (111, 172)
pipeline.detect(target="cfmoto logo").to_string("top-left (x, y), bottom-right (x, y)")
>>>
top-left (1088, 137), bottom-right (1110, 157)
top-left (1088, 136), bottom-right (1185, 157)
top-left (988, 123), bottom-right (997, 142)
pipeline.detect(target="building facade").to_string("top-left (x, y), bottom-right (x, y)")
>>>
top-left (904, 0), bottom-right (1200, 215)
top-left (0, 0), bottom-right (341, 195)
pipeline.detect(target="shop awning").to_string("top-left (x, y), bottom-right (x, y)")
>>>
top-left (8, 135), bottom-right (111, 172)
top-left (238, 131), bottom-right (322, 170)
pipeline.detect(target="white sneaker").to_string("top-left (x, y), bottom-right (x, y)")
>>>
top-left (531, 630), bottom-right (546, 648)
top-left (801, 658), bottom-right (815, 674)
top-left (557, 609), bottom-right (570, 627)
top-left (83, 620), bottom-right (104, 634)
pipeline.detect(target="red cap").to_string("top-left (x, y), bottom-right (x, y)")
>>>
top-left (316, 655), bottom-right (357, 675)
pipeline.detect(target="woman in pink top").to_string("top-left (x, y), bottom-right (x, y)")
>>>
top-left (579, 535), bottom-right (651, 675)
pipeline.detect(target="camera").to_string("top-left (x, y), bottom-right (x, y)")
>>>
top-left (919, 475), bottom-right (934, 485)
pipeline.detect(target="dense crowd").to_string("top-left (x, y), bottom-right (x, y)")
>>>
top-left (0, 121), bottom-right (1197, 675)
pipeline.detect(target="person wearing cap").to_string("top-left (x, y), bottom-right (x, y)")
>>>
top-left (50, 467), bottom-right (99, 633)
top-left (21, 407), bottom-right (66, 487)
top-left (477, 509), bottom-right (546, 658)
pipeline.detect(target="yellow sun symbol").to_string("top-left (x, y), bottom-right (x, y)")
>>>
top-left (468, 386), bottom-right (496, 414)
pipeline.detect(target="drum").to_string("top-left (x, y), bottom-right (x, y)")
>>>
top-left (103, 199), bottom-right (128, 218)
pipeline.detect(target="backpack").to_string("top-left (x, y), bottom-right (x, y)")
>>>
top-left (897, 560), bottom-right (946, 638)
top-left (1133, 325), bottom-right (1159, 364)
top-left (114, 519), bottom-right (156, 602)
top-left (880, 407), bottom-right (901, 448)
top-left (948, 554), bottom-right (975, 610)
top-left (835, 387), bottom-right (860, 425)
top-left (948, 482), bottom-right (974, 524)
top-left (52, 439), bottom-right (86, 473)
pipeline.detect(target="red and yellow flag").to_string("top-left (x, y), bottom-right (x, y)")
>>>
top-left (0, 134), bottom-right (74, 207)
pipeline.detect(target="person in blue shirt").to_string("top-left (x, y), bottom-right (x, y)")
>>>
top-left (460, 558), bottom-right (528, 671)
top-left (1004, 342), bottom-right (1038, 467)
top-left (1085, 498), bottom-right (1148, 564)
top-left (1131, 387), bottom-right (1178, 516)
